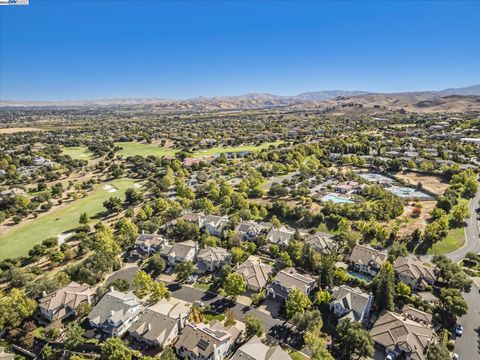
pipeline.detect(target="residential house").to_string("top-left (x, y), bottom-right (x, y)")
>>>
top-left (266, 225), bottom-right (295, 251)
top-left (394, 257), bottom-right (435, 290)
top-left (128, 298), bottom-right (190, 349)
top-left (329, 285), bottom-right (373, 323)
top-left (87, 290), bottom-right (143, 337)
top-left (197, 246), bottom-right (231, 273)
top-left (204, 215), bottom-right (229, 236)
top-left (174, 320), bottom-right (241, 360)
top-left (182, 212), bottom-right (207, 228)
top-left (0, 188), bottom-right (26, 198)
top-left (230, 335), bottom-right (291, 360)
top-left (370, 309), bottom-right (435, 360)
top-left (335, 181), bottom-right (366, 195)
top-left (160, 240), bottom-right (199, 266)
top-left (267, 267), bottom-right (316, 300)
top-left (304, 232), bottom-right (336, 255)
top-left (38, 282), bottom-right (94, 322)
top-left (131, 233), bottom-right (169, 258)
top-left (347, 244), bottom-right (388, 276)
top-left (235, 257), bottom-right (274, 292)
top-left (235, 220), bottom-right (269, 241)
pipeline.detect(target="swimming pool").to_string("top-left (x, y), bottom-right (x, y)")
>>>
top-left (387, 186), bottom-right (432, 200)
top-left (321, 193), bottom-right (354, 204)
top-left (348, 270), bottom-right (374, 283)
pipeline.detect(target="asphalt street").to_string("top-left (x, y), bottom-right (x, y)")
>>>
top-left (455, 281), bottom-right (480, 360)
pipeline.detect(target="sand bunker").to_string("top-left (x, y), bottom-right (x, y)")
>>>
top-left (57, 232), bottom-right (74, 245)
top-left (103, 184), bottom-right (118, 193)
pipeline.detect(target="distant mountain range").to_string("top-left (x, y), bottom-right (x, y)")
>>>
top-left (1, 85), bottom-right (479, 112)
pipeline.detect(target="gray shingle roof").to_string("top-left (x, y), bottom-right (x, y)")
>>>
top-left (230, 336), bottom-right (292, 360)
top-left (87, 290), bottom-right (142, 326)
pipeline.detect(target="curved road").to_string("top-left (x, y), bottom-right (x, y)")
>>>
top-left (446, 185), bottom-right (480, 262)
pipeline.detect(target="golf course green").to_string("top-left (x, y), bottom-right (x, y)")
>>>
top-left (0, 178), bottom-right (137, 260)
top-left (62, 146), bottom-right (95, 160)
top-left (114, 142), bottom-right (177, 157)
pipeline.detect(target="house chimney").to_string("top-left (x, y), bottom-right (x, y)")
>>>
top-left (42, 290), bottom-right (48, 298)
top-left (147, 323), bottom-right (152, 332)
top-left (110, 286), bottom-right (114, 293)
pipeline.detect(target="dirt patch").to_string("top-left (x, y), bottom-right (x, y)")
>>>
top-left (394, 171), bottom-right (449, 196)
top-left (0, 127), bottom-right (45, 134)
top-left (396, 201), bottom-right (436, 237)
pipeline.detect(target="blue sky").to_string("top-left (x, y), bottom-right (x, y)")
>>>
top-left (1, 1), bottom-right (479, 100)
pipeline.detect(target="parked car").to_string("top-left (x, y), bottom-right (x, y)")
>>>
top-left (193, 300), bottom-right (205, 307)
top-left (455, 324), bottom-right (463, 337)
top-left (452, 353), bottom-right (459, 360)
top-left (165, 266), bottom-right (173, 274)
top-left (187, 274), bottom-right (198, 284)
top-left (385, 353), bottom-right (396, 360)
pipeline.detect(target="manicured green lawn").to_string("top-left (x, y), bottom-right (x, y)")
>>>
top-left (62, 146), bottom-right (95, 160)
top-left (115, 142), bottom-right (177, 157)
top-left (427, 226), bottom-right (465, 255)
top-left (0, 178), bottom-right (137, 260)
top-left (288, 350), bottom-right (309, 360)
top-left (204, 313), bottom-right (225, 322)
top-left (427, 198), bottom-right (469, 255)
top-left (192, 141), bottom-right (282, 158)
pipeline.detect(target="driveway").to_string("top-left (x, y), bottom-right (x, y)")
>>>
top-left (166, 284), bottom-right (303, 349)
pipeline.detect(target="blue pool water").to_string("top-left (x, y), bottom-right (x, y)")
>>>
top-left (321, 194), bottom-right (354, 204)
top-left (348, 270), bottom-right (374, 283)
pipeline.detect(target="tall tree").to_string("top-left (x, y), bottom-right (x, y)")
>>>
top-left (334, 319), bottom-right (374, 360)
top-left (224, 272), bottom-right (246, 297)
top-left (375, 262), bottom-right (395, 311)
top-left (426, 343), bottom-right (450, 360)
top-left (245, 315), bottom-right (264, 338)
top-left (100, 338), bottom-right (132, 360)
top-left (285, 288), bottom-right (312, 319)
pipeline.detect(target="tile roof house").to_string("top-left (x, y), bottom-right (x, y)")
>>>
top-left (235, 257), bottom-right (274, 292)
top-left (329, 285), bottom-right (373, 323)
top-left (160, 240), bottom-right (199, 266)
top-left (197, 246), bottom-right (231, 273)
top-left (304, 232), bottom-right (337, 255)
top-left (267, 267), bottom-right (316, 300)
top-left (394, 257), bottom-right (436, 290)
top-left (370, 309), bottom-right (435, 360)
top-left (230, 335), bottom-right (291, 360)
top-left (130, 233), bottom-right (169, 258)
top-left (348, 244), bottom-right (388, 276)
top-left (87, 290), bottom-right (143, 337)
top-left (38, 282), bottom-right (94, 322)
top-left (234, 221), bottom-right (269, 241)
top-left (128, 298), bottom-right (190, 349)
top-left (174, 320), bottom-right (241, 360)
top-left (266, 225), bottom-right (295, 251)
top-left (204, 215), bottom-right (229, 236)
top-left (335, 181), bottom-right (366, 195)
